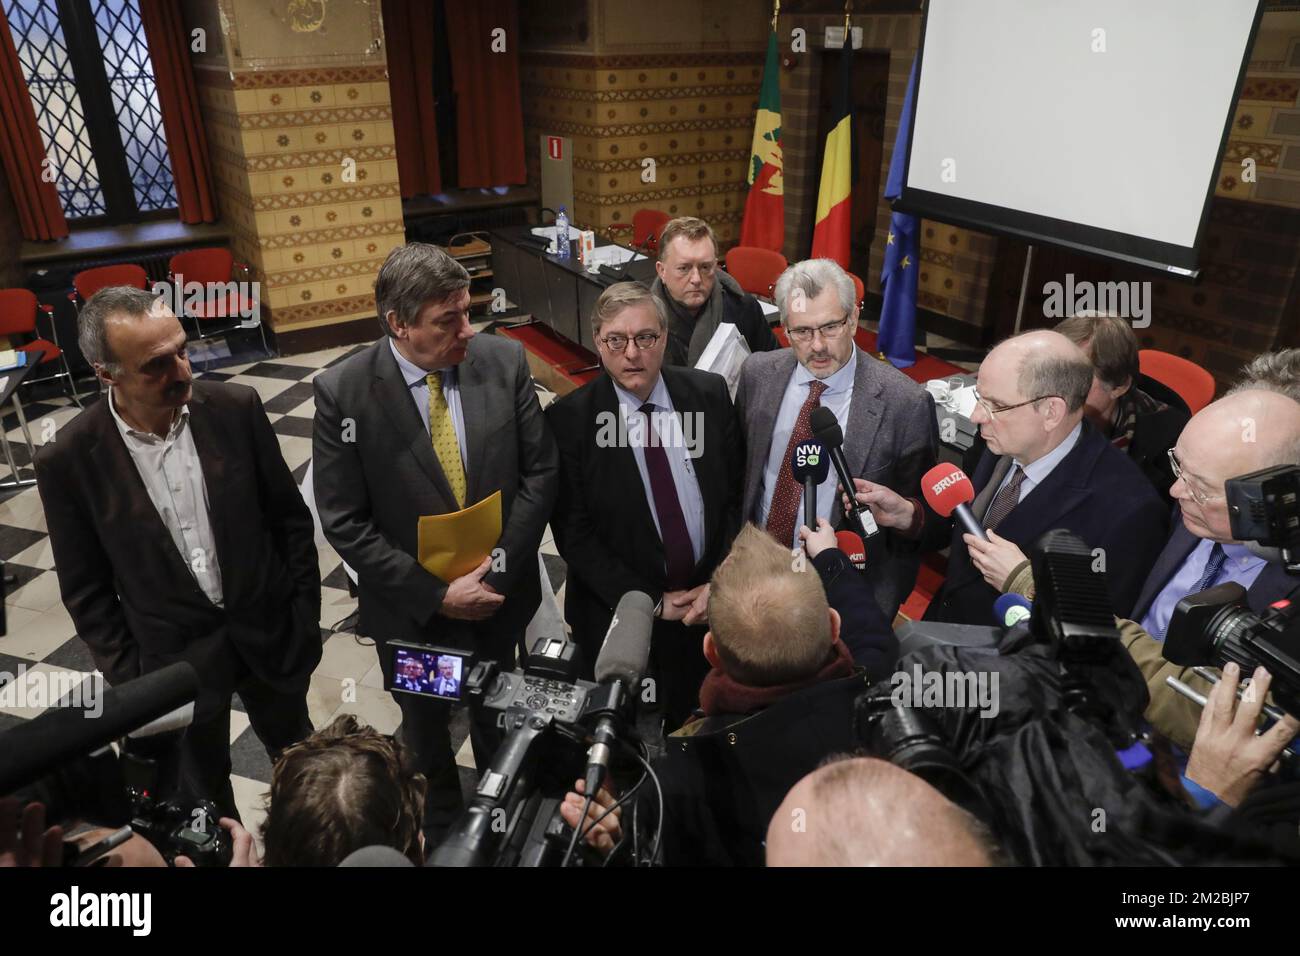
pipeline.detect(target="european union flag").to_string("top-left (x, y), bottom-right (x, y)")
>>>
top-left (879, 58), bottom-right (919, 369)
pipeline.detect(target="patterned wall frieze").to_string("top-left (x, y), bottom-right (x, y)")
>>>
top-left (574, 181), bottom-right (746, 205)
top-left (263, 256), bottom-right (389, 288)
top-left (235, 105), bottom-right (393, 130)
top-left (257, 219), bottom-right (406, 249)
top-left (215, 65), bottom-right (391, 89)
top-left (572, 149), bottom-right (749, 172)
top-left (271, 294), bottom-right (377, 327)
top-left (521, 52), bottom-right (764, 70)
top-left (242, 144), bottom-right (396, 170)
top-left (524, 116), bottom-right (754, 139)
top-left (250, 183), bottom-right (399, 211)
top-left (522, 82), bottom-right (762, 103)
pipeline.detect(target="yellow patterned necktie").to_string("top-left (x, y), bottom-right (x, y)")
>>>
top-left (426, 371), bottom-right (466, 507)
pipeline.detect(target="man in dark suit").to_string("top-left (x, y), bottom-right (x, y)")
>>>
top-left (35, 287), bottom-right (320, 816)
top-left (312, 243), bottom-right (558, 839)
top-left (854, 330), bottom-right (1169, 625)
top-left (1118, 388), bottom-right (1300, 748)
top-left (649, 217), bottom-right (778, 366)
top-left (547, 281), bottom-right (742, 729)
top-left (736, 258), bottom-right (938, 622)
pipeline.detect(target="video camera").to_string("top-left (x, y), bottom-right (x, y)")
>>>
top-left (411, 592), bottom-right (661, 867)
top-left (0, 662), bottom-right (233, 867)
top-left (1164, 464), bottom-right (1300, 714)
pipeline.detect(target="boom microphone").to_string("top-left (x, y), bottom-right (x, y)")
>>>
top-left (0, 662), bottom-right (200, 795)
top-left (586, 591), bottom-right (654, 795)
top-left (789, 439), bottom-right (831, 532)
top-left (810, 406), bottom-right (879, 538)
top-left (922, 463), bottom-right (987, 542)
top-left (836, 530), bottom-right (866, 571)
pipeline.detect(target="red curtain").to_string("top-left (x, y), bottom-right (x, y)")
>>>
top-left (0, 7), bottom-right (68, 241)
top-left (382, 0), bottom-right (441, 197)
top-left (140, 0), bottom-right (216, 223)
top-left (444, 0), bottom-right (525, 188)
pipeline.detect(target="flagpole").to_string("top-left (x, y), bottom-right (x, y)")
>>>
top-left (843, 0), bottom-right (852, 36)
top-left (771, 0), bottom-right (780, 32)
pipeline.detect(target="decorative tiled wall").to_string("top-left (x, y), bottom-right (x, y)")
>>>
top-left (182, 0), bottom-right (405, 339)
top-left (521, 0), bottom-right (767, 248)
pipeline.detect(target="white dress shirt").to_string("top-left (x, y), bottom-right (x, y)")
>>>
top-left (758, 356), bottom-right (857, 547)
top-left (108, 389), bottom-right (223, 605)
top-left (612, 375), bottom-right (706, 565)
top-left (989, 420), bottom-right (1084, 504)
top-left (389, 337), bottom-right (467, 474)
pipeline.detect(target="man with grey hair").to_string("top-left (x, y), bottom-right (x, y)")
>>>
top-left (312, 243), bottom-right (557, 842)
top-left (34, 286), bottom-right (321, 818)
top-left (546, 281), bottom-right (741, 729)
top-left (735, 257), bottom-right (938, 622)
top-left (1230, 348), bottom-right (1300, 403)
top-left (766, 757), bottom-right (996, 867)
top-left (853, 329), bottom-right (1168, 624)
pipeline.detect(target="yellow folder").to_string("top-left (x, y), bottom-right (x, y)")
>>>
top-left (417, 490), bottom-right (503, 582)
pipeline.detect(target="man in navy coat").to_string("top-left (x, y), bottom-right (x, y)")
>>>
top-left (848, 330), bottom-right (1169, 626)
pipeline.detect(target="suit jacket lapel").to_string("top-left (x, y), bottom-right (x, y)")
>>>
top-left (988, 429), bottom-right (1098, 544)
top-left (745, 351), bottom-right (796, 519)
top-left (596, 375), bottom-right (660, 552)
top-left (843, 349), bottom-right (884, 475)
top-left (972, 455), bottom-right (1012, 522)
top-left (457, 350), bottom-right (488, 506)
top-left (371, 340), bottom-right (458, 510)
top-left (662, 368), bottom-right (714, 551)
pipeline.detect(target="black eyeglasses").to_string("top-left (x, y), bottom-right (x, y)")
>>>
top-left (600, 331), bottom-right (661, 352)
top-left (971, 387), bottom-right (1062, 421)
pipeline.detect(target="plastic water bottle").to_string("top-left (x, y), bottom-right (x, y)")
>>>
top-left (554, 206), bottom-right (571, 259)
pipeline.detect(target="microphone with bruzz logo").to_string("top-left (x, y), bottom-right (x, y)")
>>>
top-left (922, 463), bottom-right (987, 543)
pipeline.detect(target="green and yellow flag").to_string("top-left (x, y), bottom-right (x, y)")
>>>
top-left (739, 28), bottom-right (784, 252)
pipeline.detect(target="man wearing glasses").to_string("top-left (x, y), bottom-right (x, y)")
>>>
top-left (1118, 388), bottom-right (1300, 749)
top-left (650, 217), bottom-right (779, 366)
top-left (848, 329), bottom-right (1167, 625)
top-left (546, 282), bottom-right (742, 729)
top-left (736, 258), bottom-right (938, 622)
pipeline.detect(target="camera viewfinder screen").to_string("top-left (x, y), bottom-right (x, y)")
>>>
top-left (391, 648), bottom-right (466, 701)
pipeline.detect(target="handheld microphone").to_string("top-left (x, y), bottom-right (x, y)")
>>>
top-left (835, 530), bottom-right (866, 571)
top-left (993, 593), bottom-right (1032, 628)
top-left (789, 439), bottom-right (831, 532)
top-left (586, 591), bottom-right (654, 795)
top-left (810, 406), bottom-right (879, 538)
top-left (922, 463), bottom-right (987, 542)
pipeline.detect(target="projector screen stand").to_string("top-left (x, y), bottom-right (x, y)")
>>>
top-left (1013, 243), bottom-right (1035, 335)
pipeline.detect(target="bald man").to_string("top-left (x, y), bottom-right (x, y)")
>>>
top-left (765, 757), bottom-right (995, 866)
top-left (851, 330), bottom-right (1168, 624)
top-left (1120, 389), bottom-right (1300, 748)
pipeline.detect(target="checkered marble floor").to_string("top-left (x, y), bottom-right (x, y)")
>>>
top-left (0, 331), bottom-right (568, 850)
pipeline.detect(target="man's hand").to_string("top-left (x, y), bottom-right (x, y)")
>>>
top-left (1185, 663), bottom-right (1300, 808)
top-left (175, 818), bottom-right (262, 868)
top-left (682, 584), bottom-right (710, 627)
top-left (440, 557), bottom-right (507, 621)
top-left (798, 518), bottom-right (837, 559)
top-left (661, 584), bottom-right (706, 624)
top-left (558, 779), bottom-right (623, 855)
top-left (0, 798), bottom-right (62, 868)
top-left (843, 479), bottom-right (917, 532)
top-left (963, 530), bottom-right (1027, 591)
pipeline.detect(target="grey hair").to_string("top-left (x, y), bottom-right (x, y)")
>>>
top-left (772, 258), bottom-right (855, 325)
top-left (1015, 343), bottom-right (1094, 414)
top-left (77, 285), bottom-right (166, 376)
top-left (1228, 349), bottom-right (1300, 403)
top-left (374, 243), bottom-right (470, 337)
top-left (589, 281), bottom-right (667, 337)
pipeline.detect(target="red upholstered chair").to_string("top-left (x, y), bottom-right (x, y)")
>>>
top-left (846, 270), bottom-right (865, 310)
top-left (1138, 349), bottom-right (1216, 415)
top-left (606, 209), bottom-right (671, 255)
top-left (0, 287), bottom-right (83, 405)
top-left (168, 247), bottom-right (268, 355)
top-left (71, 263), bottom-right (148, 302)
top-left (725, 246), bottom-right (788, 299)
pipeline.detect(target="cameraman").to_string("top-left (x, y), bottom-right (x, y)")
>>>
top-left (561, 523), bottom-right (894, 866)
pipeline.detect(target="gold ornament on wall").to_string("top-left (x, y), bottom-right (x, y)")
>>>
top-left (281, 0), bottom-right (329, 33)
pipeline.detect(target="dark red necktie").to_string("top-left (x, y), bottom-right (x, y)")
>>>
top-left (639, 402), bottom-right (695, 589)
top-left (765, 380), bottom-right (828, 547)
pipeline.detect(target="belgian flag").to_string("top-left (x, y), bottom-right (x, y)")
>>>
top-left (739, 28), bottom-right (784, 252)
top-left (810, 39), bottom-right (853, 268)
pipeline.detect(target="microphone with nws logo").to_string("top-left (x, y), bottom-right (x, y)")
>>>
top-left (835, 530), bottom-right (866, 571)
top-left (789, 439), bottom-right (831, 532)
top-left (921, 463), bottom-right (988, 543)
top-left (810, 406), bottom-right (880, 538)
